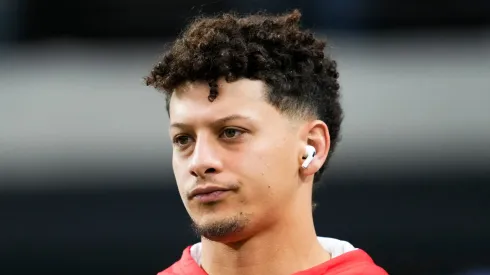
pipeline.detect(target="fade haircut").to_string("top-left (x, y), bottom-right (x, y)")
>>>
top-left (145, 9), bottom-right (343, 183)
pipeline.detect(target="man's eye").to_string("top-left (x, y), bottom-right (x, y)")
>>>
top-left (221, 128), bottom-right (243, 139)
top-left (173, 135), bottom-right (192, 146)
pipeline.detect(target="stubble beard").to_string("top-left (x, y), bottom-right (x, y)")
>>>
top-left (191, 213), bottom-right (249, 241)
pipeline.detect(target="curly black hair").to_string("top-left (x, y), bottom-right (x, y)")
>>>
top-left (145, 9), bottom-right (343, 183)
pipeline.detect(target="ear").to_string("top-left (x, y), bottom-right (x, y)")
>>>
top-left (299, 120), bottom-right (330, 177)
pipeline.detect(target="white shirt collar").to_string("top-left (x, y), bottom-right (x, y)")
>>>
top-left (189, 236), bottom-right (357, 266)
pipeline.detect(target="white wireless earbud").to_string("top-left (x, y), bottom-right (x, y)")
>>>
top-left (301, 145), bottom-right (316, 169)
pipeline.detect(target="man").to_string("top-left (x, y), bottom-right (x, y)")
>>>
top-left (145, 9), bottom-right (388, 275)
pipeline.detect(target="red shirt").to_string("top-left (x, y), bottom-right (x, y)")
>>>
top-left (158, 246), bottom-right (388, 275)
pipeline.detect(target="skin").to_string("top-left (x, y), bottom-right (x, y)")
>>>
top-left (169, 78), bottom-right (332, 275)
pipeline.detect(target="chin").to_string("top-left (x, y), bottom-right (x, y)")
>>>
top-left (191, 212), bottom-right (251, 243)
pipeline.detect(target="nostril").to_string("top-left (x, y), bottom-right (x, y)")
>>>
top-left (190, 167), bottom-right (217, 177)
top-left (205, 168), bottom-right (216, 174)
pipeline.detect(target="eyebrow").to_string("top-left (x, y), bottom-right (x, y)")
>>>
top-left (170, 114), bottom-right (254, 129)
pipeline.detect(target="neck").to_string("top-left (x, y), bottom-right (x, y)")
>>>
top-left (200, 196), bottom-right (330, 275)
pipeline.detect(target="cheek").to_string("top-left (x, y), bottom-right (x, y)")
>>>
top-left (172, 155), bottom-right (189, 195)
top-left (234, 145), bottom-right (269, 178)
top-left (236, 144), bottom-right (291, 193)
top-left (255, 143), bottom-right (298, 191)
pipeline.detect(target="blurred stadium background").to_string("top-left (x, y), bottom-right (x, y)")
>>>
top-left (1, 0), bottom-right (489, 274)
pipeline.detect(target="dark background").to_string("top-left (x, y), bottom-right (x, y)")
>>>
top-left (1, 0), bottom-right (490, 274)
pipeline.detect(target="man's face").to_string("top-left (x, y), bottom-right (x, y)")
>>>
top-left (169, 78), bottom-right (304, 242)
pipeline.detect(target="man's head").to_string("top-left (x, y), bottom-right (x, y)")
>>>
top-left (145, 10), bottom-right (343, 242)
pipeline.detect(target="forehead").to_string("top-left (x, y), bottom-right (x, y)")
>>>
top-left (169, 79), bottom-right (277, 123)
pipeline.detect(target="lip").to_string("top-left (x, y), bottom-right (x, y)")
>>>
top-left (189, 185), bottom-right (231, 199)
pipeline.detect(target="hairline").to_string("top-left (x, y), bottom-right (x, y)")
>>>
top-left (164, 78), bottom-right (318, 122)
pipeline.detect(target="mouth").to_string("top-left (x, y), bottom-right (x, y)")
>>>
top-left (189, 186), bottom-right (233, 203)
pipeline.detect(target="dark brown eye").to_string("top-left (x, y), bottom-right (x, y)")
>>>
top-left (221, 128), bottom-right (243, 139)
top-left (173, 135), bottom-right (192, 147)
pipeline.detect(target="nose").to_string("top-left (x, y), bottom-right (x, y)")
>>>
top-left (188, 136), bottom-right (223, 178)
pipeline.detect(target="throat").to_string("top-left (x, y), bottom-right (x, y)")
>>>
top-left (199, 234), bottom-right (331, 275)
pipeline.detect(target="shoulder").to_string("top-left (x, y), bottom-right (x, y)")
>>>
top-left (157, 262), bottom-right (181, 275)
top-left (156, 246), bottom-right (204, 275)
top-left (324, 249), bottom-right (389, 275)
top-left (337, 264), bottom-right (388, 275)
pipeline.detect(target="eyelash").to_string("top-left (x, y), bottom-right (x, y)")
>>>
top-left (220, 128), bottom-right (244, 139)
top-left (172, 128), bottom-right (246, 148)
